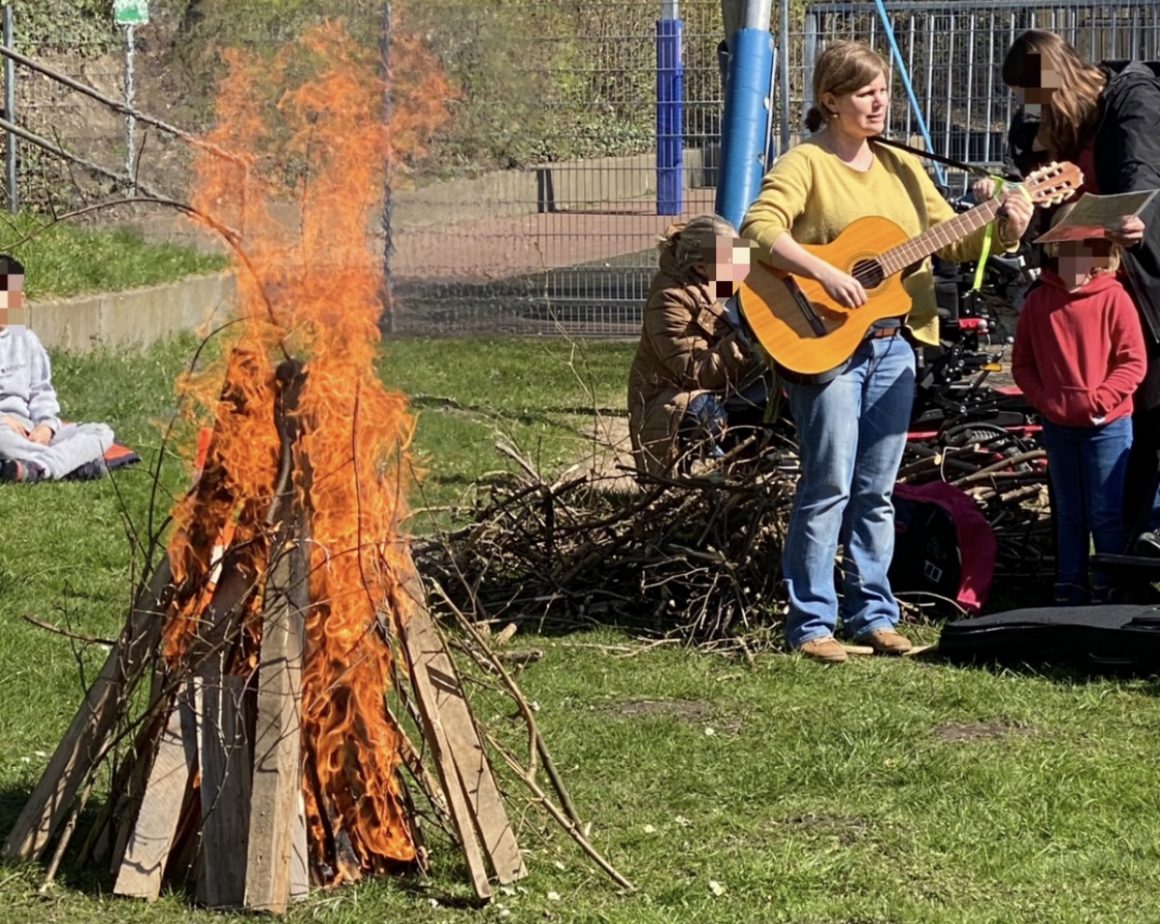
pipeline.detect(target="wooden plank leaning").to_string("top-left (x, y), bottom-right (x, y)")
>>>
top-left (396, 554), bottom-right (526, 884)
top-left (194, 561), bottom-right (257, 909)
top-left (2, 559), bottom-right (173, 862)
top-left (394, 583), bottom-right (492, 899)
top-left (244, 521), bottom-right (309, 914)
top-left (112, 683), bottom-right (199, 900)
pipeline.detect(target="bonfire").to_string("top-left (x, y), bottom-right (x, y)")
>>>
top-left (3, 22), bottom-right (629, 913)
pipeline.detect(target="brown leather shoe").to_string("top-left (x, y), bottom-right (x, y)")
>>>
top-left (857, 628), bottom-right (913, 655)
top-left (797, 636), bottom-right (849, 663)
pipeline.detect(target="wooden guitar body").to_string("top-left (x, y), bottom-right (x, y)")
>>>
top-left (735, 161), bottom-right (1082, 376)
top-left (737, 215), bottom-right (912, 376)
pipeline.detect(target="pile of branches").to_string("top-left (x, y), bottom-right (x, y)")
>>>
top-left (415, 431), bottom-right (799, 645)
top-left (416, 421), bottom-right (1054, 648)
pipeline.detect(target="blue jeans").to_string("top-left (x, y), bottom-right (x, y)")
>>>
top-left (783, 335), bottom-right (915, 648)
top-left (1040, 416), bottom-right (1132, 603)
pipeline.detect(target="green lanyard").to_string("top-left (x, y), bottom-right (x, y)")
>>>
top-left (971, 177), bottom-right (1005, 292)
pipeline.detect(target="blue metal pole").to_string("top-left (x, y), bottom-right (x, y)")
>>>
top-left (871, 0), bottom-right (946, 187)
top-left (656, 4), bottom-right (684, 216)
top-left (715, 26), bottom-right (775, 228)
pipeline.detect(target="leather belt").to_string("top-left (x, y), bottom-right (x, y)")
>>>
top-left (865, 326), bottom-right (901, 340)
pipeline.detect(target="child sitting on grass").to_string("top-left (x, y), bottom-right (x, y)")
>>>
top-left (1012, 205), bottom-right (1147, 604)
top-left (0, 254), bottom-right (115, 483)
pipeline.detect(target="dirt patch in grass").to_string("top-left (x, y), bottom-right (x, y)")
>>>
top-left (932, 719), bottom-right (1033, 743)
top-left (614, 698), bottom-right (715, 722)
top-left (580, 415), bottom-right (639, 493)
top-left (770, 812), bottom-right (889, 847)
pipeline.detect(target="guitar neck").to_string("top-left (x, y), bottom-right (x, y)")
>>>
top-left (877, 198), bottom-right (1002, 275)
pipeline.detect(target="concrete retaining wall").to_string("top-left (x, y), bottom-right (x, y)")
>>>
top-left (28, 272), bottom-right (237, 353)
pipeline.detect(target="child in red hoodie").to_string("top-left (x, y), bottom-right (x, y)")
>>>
top-left (1013, 206), bottom-right (1147, 604)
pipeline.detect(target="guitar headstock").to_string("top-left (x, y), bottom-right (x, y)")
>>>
top-left (1022, 161), bottom-right (1083, 207)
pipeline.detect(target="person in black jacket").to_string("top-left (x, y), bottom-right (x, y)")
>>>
top-left (1000, 30), bottom-right (1160, 550)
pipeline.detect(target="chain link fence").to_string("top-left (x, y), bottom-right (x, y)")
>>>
top-left (2, 1), bottom-right (1158, 335)
top-left (2, 14), bottom-right (121, 213)
top-left (388, 0), bottom-right (726, 336)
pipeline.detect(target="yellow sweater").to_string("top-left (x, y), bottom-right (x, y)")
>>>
top-left (739, 140), bottom-right (1000, 347)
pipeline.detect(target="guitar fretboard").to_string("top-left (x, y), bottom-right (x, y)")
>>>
top-left (876, 198), bottom-right (1003, 275)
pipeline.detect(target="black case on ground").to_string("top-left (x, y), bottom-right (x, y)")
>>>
top-left (938, 605), bottom-right (1160, 674)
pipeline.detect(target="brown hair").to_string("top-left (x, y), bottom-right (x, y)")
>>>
top-left (657, 214), bottom-right (737, 274)
top-left (1002, 30), bottom-right (1107, 160)
top-left (805, 41), bottom-right (889, 132)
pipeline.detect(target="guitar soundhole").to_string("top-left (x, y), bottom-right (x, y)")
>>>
top-left (851, 259), bottom-right (885, 291)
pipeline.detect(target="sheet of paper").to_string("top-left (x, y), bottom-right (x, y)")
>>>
top-left (1034, 190), bottom-right (1158, 244)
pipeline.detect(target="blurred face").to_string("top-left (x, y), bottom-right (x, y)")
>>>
top-left (1012, 51), bottom-right (1063, 116)
top-left (823, 72), bottom-right (889, 138)
top-left (1052, 238), bottom-right (1115, 290)
top-left (696, 236), bottom-right (753, 298)
top-left (0, 272), bottom-right (26, 327)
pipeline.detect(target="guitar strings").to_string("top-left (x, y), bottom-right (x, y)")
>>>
top-left (845, 211), bottom-right (994, 286)
top-left (816, 170), bottom-right (1074, 296)
top-left (851, 261), bottom-right (884, 285)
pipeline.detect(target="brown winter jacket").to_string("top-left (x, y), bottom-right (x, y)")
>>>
top-left (627, 251), bottom-right (760, 476)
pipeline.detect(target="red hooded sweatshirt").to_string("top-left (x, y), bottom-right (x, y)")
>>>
top-left (1012, 269), bottom-right (1146, 427)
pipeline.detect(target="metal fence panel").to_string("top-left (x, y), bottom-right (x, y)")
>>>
top-left (389, 0), bottom-right (726, 337)
top-left (794, 0), bottom-right (1160, 188)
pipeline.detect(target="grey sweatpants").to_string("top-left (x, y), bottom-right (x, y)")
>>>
top-left (0, 422), bottom-right (114, 479)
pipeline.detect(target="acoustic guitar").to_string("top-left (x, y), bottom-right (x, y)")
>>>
top-left (737, 161), bottom-right (1083, 375)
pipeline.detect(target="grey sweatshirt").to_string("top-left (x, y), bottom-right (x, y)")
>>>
top-left (0, 325), bottom-right (61, 432)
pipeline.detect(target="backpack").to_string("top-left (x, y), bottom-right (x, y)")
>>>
top-left (890, 481), bottom-right (997, 614)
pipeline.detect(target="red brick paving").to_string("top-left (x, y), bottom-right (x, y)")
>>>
top-left (392, 189), bottom-right (718, 281)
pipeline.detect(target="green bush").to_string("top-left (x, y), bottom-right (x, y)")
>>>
top-left (396, 1), bottom-right (657, 174)
top-left (8, 0), bottom-right (116, 55)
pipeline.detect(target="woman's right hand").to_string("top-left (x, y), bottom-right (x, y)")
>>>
top-left (817, 265), bottom-right (868, 309)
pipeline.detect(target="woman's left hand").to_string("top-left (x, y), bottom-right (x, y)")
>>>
top-left (1105, 214), bottom-right (1146, 248)
top-left (998, 188), bottom-right (1035, 244)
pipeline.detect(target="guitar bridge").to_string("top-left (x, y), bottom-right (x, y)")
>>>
top-left (786, 277), bottom-right (827, 338)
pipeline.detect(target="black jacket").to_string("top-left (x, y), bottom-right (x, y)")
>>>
top-left (1094, 61), bottom-right (1160, 348)
top-left (1006, 63), bottom-right (1160, 406)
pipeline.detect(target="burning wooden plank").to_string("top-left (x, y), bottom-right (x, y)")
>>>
top-left (197, 670), bottom-right (253, 908)
top-left (245, 517), bottom-right (311, 912)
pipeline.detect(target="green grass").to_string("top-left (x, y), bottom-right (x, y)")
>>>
top-left (0, 213), bottom-right (228, 298)
top-left (379, 336), bottom-right (637, 531)
top-left (2, 335), bottom-right (1160, 923)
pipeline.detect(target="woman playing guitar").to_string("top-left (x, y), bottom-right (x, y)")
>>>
top-left (739, 41), bottom-right (1034, 662)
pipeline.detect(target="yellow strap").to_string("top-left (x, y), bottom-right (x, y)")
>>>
top-left (971, 177), bottom-right (1006, 292)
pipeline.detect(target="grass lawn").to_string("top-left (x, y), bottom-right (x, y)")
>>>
top-left (0, 212), bottom-right (227, 298)
top-left (1, 334), bottom-right (1159, 924)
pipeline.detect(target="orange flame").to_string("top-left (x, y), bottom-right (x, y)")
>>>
top-left (163, 20), bottom-right (450, 885)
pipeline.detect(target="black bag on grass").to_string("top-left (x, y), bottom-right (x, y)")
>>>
top-left (938, 605), bottom-right (1160, 675)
